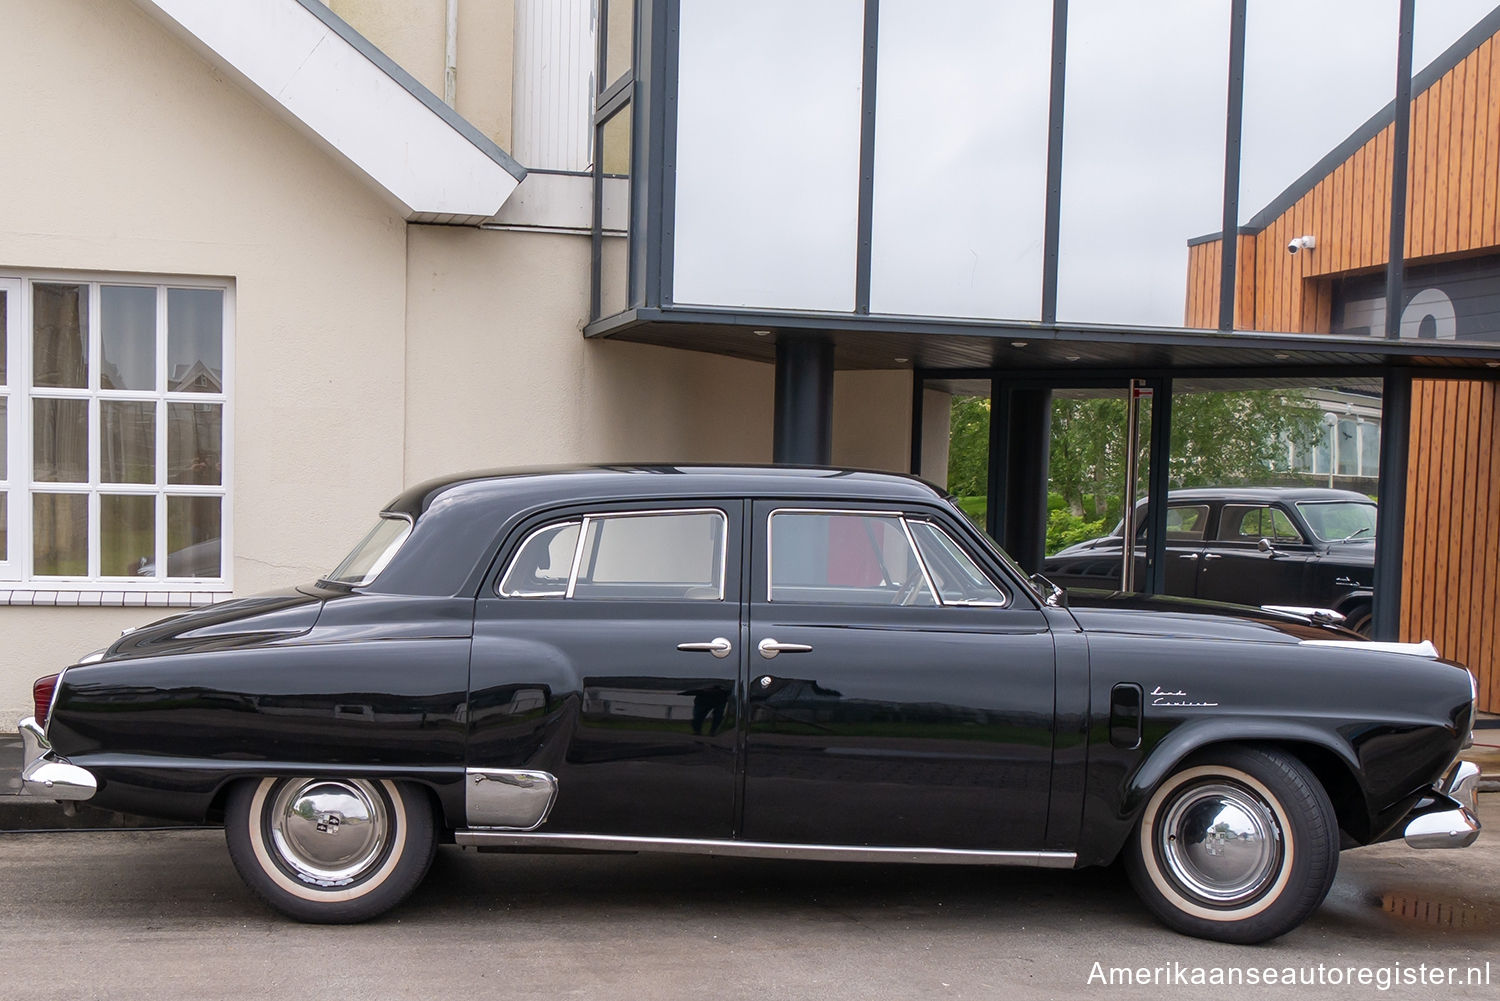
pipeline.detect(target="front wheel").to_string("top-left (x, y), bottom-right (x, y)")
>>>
top-left (225, 776), bottom-right (436, 923)
top-left (1124, 746), bottom-right (1339, 944)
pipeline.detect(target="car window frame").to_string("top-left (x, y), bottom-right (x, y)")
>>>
top-left (764, 506), bottom-right (1012, 609)
top-left (496, 506), bottom-right (731, 602)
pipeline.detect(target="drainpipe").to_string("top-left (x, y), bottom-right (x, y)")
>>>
top-left (444, 0), bottom-right (459, 106)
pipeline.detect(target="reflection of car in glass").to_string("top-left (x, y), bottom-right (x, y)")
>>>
top-left (17, 468), bottom-right (1478, 944)
top-left (134, 537), bottom-right (223, 579)
top-left (1042, 488), bottom-right (1378, 634)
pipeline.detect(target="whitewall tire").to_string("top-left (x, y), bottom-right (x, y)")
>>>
top-left (225, 776), bottom-right (436, 923)
top-left (1124, 745), bottom-right (1339, 944)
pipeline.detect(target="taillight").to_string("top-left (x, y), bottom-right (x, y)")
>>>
top-left (33, 674), bottom-right (59, 729)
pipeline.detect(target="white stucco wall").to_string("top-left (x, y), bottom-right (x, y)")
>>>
top-left (403, 225), bottom-right (774, 480)
top-left (0, 0), bottom-right (409, 709)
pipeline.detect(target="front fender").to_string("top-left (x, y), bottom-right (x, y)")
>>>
top-left (1077, 715), bottom-right (1364, 867)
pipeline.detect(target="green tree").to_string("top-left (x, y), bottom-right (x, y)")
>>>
top-left (946, 394), bottom-right (990, 498)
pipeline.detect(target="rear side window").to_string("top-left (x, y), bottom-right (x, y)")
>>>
top-left (500, 509), bottom-right (727, 600)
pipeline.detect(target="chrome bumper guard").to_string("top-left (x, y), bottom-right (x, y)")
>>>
top-left (1404, 760), bottom-right (1482, 850)
top-left (17, 717), bottom-right (96, 802)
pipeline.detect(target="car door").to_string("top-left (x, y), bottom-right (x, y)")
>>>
top-left (742, 502), bottom-right (1057, 851)
top-left (1195, 502), bottom-right (1317, 607)
top-left (468, 501), bottom-right (743, 838)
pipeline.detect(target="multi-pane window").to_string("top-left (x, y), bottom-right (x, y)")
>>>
top-left (0, 274), bottom-right (230, 592)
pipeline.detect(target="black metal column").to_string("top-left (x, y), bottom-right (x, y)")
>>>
top-left (1001, 388), bottom-right (1053, 575)
top-left (1143, 378), bottom-right (1173, 595)
top-left (1371, 369), bottom-right (1412, 640)
top-left (772, 336), bottom-right (835, 465)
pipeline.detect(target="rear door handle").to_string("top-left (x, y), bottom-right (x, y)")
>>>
top-left (1202, 553), bottom-right (1223, 561)
top-left (758, 638), bottom-right (812, 659)
top-left (677, 637), bottom-right (733, 659)
top-left (1177, 553), bottom-right (1200, 560)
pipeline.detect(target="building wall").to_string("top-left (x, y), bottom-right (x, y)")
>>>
top-left (0, 0), bottom-right (410, 709)
top-left (328, 0), bottom-right (516, 150)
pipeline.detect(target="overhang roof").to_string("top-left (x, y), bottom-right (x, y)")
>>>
top-left (134, 0), bottom-right (525, 224)
top-left (586, 306), bottom-right (1500, 375)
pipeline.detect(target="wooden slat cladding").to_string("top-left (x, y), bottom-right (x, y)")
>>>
top-left (1183, 29), bottom-right (1500, 334)
top-left (1403, 380), bottom-right (1500, 712)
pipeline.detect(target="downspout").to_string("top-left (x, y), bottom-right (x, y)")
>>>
top-left (444, 0), bottom-right (458, 106)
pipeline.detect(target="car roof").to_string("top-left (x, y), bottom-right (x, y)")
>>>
top-left (385, 464), bottom-right (949, 519)
top-left (1148, 487), bottom-right (1374, 505)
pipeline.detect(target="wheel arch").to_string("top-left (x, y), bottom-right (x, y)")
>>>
top-left (1099, 718), bottom-right (1370, 863)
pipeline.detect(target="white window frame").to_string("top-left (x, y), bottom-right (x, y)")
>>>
top-left (0, 270), bottom-right (234, 605)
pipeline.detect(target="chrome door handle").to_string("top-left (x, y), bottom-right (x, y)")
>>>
top-left (677, 637), bottom-right (733, 659)
top-left (758, 638), bottom-right (812, 659)
top-left (1177, 553), bottom-right (1200, 560)
top-left (1202, 553), bottom-right (1223, 561)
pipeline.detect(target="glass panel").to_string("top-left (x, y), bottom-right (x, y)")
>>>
top-left (601, 105), bottom-right (631, 176)
top-left (166, 495), bottom-right (222, 578)
top-left (33, 493), bottom-right (87, 576)
top-left (100, 286), bottom-right (156, 391)
top-left (327, 517), bottom-right (412, 586)
top-left (604, 0), bottom-right (633, 86)
top-left (907, 521), bottom-right (1008, 605)
top-left (573, 511), bottom-right (725, 599)
top-left (1241, 0), bottom-right (1396, 335)
top-left (944, 388), bottom-right (991, 532)
top-left (0, 397), bottom-right (6, 480)
top-left (1360, 420), bottom-right (1381, 476)
top-left (33, 398), bottom-right (88, 482)
top-left (0, 287), bottom-right (7, 384)
top-left (1297, 500), bottom-right (1377, 543)
top-left (167, 288), bottom-right (223, 393)
top-left (1336, 418), bottom-right (1360, 476)
top-left (0, 491), bottom-right (6, 562)
top-left (673, 0), bottom-right (863, 311)
top-left (868, 0), bottom-right (1049, 320)
top-left (167, 402), bottom-right (222, 485)
top-left (769, 511), bottom-right (934, 606)
top-left (101, 494), bottom-right (155, 577)
top-left (1057, 1), bottom-right (1228, 328)
top-left (33, 283), bottom-right (89, 388)
top-left (499, 521), bottom-right (582, 597)
top-left (100, 400), bottom-right (155, 484)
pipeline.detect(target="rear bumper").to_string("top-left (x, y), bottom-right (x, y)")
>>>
top-left (17, 717), bottom-right (96, 802)
top-left (1403, 760), bottom-right (1481, 849)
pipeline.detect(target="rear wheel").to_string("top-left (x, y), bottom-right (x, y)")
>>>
top-left (1124, 745), bottom-right (1339, 944)
top-left (225, 776), bottom-right (436, 923)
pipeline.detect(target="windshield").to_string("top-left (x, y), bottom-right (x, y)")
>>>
top-left (325, 516), bottom-right (412, 586)
top-left (1295, 501), bottom-right (1377, 543)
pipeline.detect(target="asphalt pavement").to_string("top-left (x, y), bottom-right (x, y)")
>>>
top-left (0, 798), bottom-right (1496, 1001)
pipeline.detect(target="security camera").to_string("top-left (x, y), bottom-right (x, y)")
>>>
top-left (1287, 235), bottom-right (1316, 255)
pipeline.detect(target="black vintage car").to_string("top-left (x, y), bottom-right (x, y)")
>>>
top-left (1042, 487), bottom-right (1378, 634)
top-left (17, 467), bottom-right (1480, 943)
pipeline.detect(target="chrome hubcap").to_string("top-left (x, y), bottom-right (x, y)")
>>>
top-left (1158, 781), bottom-right (1282, 905)
top-left (267, 778), bottom-right (390, 886)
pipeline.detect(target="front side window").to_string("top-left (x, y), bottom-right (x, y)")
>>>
top-left (1, 274), bottom-right (230, 592)
top-left (500, 509), bottom-right (727, 600)
top-left (768, 510), bottom-right (1010, 608)
top-left (1218, 505), bottom-right (1302, 543)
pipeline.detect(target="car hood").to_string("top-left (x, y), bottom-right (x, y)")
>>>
top-left (93, 584), bottom-right (339, 662)
top-left (1062, 589), bottom-right (1355, 644)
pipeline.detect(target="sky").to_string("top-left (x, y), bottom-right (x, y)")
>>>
top-left (671, 0), bottom-right (1500, 330)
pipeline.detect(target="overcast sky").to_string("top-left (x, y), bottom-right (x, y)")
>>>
top-left (672, 0), bottom-right (1500, 329)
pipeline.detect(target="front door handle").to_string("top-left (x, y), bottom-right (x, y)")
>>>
top-left (677, 637), bottom-right (733, 659)
top-left (1178, 553), bottom-right (1200, 560)
top-left (1202, 553), bottom-right (1223, 561)
top-left (758, 638), bottom-right (812, 659)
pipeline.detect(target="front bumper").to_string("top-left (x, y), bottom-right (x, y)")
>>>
top-left (17, 717), bottom-right (96, 802)
top-left (1403, 759), bottom-right (1482, 849)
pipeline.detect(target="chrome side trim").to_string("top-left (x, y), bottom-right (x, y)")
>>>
top-left (465, 768), bottom-right (558, 830)
top-left (1298, 639), bottom-right (1440, 658)
top-left (17, 716), bottom-right (97, 802)
top-left (451, 830), bottom-right (1078, 868)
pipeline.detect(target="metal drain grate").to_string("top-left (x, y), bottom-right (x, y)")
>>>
top-left (1382, 892), bottom-right (1482, 929)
